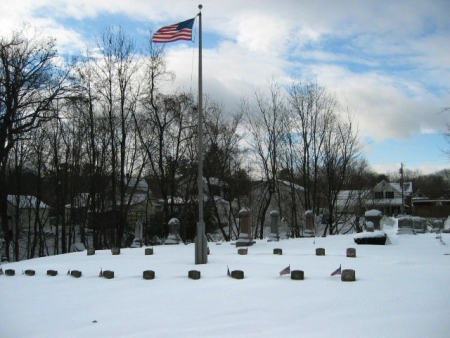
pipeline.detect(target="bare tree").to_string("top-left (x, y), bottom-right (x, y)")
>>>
top-left (202, 98), bottom-right (243, 240)
top-left (243, 81), bottom-right (287, 239)
top-left (320, 111), bottom-right (362, 235)
top-left (0, 27), bottom-right (69, 260)
top-left (287, 80), bottom-right (333, 215)
top-left (93, 27), bottom-right (143, 248)
top-left (134, 34), bottom-right (197, 239)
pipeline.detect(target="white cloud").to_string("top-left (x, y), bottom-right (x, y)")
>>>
top-left (1, 0), bottom-right (449, 175)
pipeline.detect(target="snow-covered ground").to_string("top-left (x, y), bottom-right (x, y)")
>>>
top-left (1, 224), bottom-right (450, 338)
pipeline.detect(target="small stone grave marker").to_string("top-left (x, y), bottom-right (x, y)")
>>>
top-left (341, 269), bottom-right (356, 282)
top-left (103, 270), bottom-right (114, 279)
top-left (346, 248), bottom-right (356, 258)
top-left (237, 248), bottom-right (248, 255)
top-left (145, 248), bottom-right (154, 255)
top-left (5, 269), bottom-right (15, 276)
top-left (316, 248), bottom-right (325, 256)
top-left (273, 248), bottom-right (282, 255)
top-left (231, 270), bottom-right (244, 279)
top-left (188, 270), bottom-right (201, 280)
top-left (71, 270), bottom-right (82, 278)
top-left (291, 270), bottom-right (304, 280)
top-left (87, 248), bottom-right (95, 256)
top-left (47, 270), bottom-right (58, 276)
top-left (143, 270), bottom-right (155, 280)
top-left (111, 247), bottom-right (120, 255)
top-left (24, 269), bottom-right (35, 276)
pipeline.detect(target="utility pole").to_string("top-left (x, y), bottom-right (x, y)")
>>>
top-left (399, 163), bottom-right (404, 215)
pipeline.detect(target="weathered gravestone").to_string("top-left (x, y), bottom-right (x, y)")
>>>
top-left (87, 248), bottom-right (95, 256)
top-left (268, 210), bottom-right (280, 242)
top-left (135, 221), bottom-right (143, 242)
top-left (304, 210), bottom-right (315, 237)
top-left (24, 269), bottom-right (35, 276)
top-left (111, 247), bottom-right (120, 255)
top-left (164, 218), bottom-right (181, 245)
top-left (47, 270), bottom-right (58, 276)
top-left (432, 219), bottom-right (444, 230)
top-left (279, 218), bottom-right (289, 240)
top-left (236, 198), bottom-right (255, 247)
top-left (365, 221), bottom-right (374, 232)
top-left (412, 217), bottom-right (427, 233)
top-left (365, 209), bottom-right (382, 230)
top-left (397, 216), bottom-right (415, 235)
top-left (145, 248), bottom-right (154, 255)
top-left (71, 243), bottom-right (86, 252)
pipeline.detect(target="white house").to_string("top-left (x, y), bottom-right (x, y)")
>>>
top-left (336, 180), bottom-right (413, 217)
top-left (7, 195), bottom-right (51, 236)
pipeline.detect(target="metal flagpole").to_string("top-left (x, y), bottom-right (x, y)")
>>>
top-left (195, 4), bottom-right (208, 264)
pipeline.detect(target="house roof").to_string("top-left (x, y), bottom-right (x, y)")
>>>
top-left (251, 179), bottom-right (305, 192)
top-left (279, 180), bottom-right (305, 191)
top-left (336, 190), bottom-right (370, 209)
top-left (7, 195), bottom-right (50, 209)
top-left (65, 191), bottom-right (150, 209)
top-left (126, 177), bottom-right (149, 192)
top-left (374, 180), bottom-right (413, 195)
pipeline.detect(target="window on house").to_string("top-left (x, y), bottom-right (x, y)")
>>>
top-left (374, 192), bottom-right (383, 199)
top-left (385, 191), bottom-right (394, 199)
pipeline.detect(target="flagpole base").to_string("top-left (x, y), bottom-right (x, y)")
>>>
top-left (195, 221), bottom-right (208, 264)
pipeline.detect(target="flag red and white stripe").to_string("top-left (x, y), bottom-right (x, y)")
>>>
top-left (279, 264), bottom-right (291, 276)
top-left (331, 265), bottom-right (341, 276)
top-left (152, 18), bottom-right (195, 43)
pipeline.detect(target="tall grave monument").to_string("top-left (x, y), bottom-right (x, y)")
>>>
top-left (236, 197), bottom-right (255, 247)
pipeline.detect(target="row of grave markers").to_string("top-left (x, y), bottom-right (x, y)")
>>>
top-left (238, 247), bottom-right (357, 257)
top-left (0, 265), bottom-right (356, 282)
top-left (0, 246), bottom-right (358, 282)
top-left (84, 246), bottom-right (357, 258)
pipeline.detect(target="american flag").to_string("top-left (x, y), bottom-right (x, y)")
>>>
top-left (99, 268), bottom-right (103, 278)
top-left (331, 265), bottom-right (341, 276)
top-left (227, 266), bottom-right (231, 277)
top-left (152, 18), bottom-right (195, 43)
top-left (0, 266), bottom-right (3, 275)
top-left (279, 265), bottom-right (291, 276)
